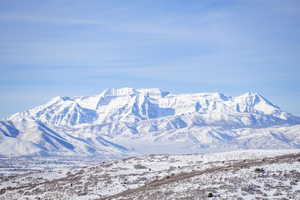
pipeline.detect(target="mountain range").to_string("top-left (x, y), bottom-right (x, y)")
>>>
top-left (1, 88), bottom-right (300, 157)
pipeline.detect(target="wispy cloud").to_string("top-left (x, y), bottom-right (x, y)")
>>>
top-left (0, 0), bottom-right (300, 117)
top-left (0, 13), bottom-right (104, 25)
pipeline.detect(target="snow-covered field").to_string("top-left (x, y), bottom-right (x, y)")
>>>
top-left (0, 156), bottom-right (103, 177)
top-left (0, 149), bottom-right (300, 200)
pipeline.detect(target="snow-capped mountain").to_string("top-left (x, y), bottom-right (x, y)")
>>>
top-left (1, 88), bottom-right (300, 157)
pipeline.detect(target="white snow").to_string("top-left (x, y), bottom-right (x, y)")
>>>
top-left (1, 150), bottom-right (299, 199)
top-left (1, 88), bottom-right (300, 157)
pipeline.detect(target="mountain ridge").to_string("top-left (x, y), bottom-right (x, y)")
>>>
top-left (1, 88), bottom-right (300, 157)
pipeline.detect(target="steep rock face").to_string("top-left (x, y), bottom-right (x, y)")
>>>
top-left (1, 88), bottom-right (300, 156)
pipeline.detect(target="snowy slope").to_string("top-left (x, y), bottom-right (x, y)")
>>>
top-left (1, 88), bottom-right (300, 156)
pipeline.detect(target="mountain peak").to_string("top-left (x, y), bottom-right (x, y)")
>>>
top-left (6, 89), bottom-right (297, 127)
top-left (234, 92), bottom-right (280, 115)
top-left (2, 88), bottom-right (300, 157)
top-left (99, 88), bottom-right (170, 97)
top-left (137, 88), bottom-right (170, 97)
top-left (48, 96), bottom-right (73, 105)
top-left (210, 92), bottom-right (228, 100)
top-left (100, 88), bottom-right (137, 96)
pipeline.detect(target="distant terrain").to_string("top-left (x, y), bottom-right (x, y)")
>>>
top-left (1, 88), bottom-right (300, 157)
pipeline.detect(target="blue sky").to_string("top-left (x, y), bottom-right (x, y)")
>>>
top-left (0, 0), bottom-right (300, 118)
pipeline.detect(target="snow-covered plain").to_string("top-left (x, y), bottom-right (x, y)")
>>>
top-left (0, 150), bottom-right (300, 200)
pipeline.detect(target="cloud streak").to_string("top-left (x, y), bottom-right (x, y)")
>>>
top-left (0, 13), bottom-right (105, 25)
top-left (0, 0), bottom-right (300, 117)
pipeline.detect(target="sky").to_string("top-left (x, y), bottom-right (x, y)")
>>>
top-left (0, 0), bottom-right (300, 118)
